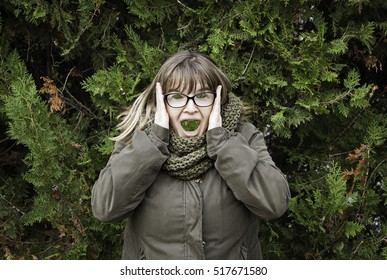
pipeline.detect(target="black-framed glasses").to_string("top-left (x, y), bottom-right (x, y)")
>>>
top-left (164, 91), bottom-right (216, 108)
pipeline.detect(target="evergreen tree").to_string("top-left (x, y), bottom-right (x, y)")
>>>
top-left (1, 0), bottom-right (386, 259)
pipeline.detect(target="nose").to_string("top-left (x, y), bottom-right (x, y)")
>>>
top-left (183, 98), bottom-right (198, 113)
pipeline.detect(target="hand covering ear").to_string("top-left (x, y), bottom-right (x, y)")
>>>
top-left (208, 85), bottom-right (222, 130)
top-left (154, 82), bottom-right (169, 129)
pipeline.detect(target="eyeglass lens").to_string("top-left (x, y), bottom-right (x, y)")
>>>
top-left (166, 92), bottom-right (215, 107)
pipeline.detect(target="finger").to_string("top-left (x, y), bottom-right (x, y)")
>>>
top-left (208, 85), bottom-right (222, 130)
top-left (156, 82), bottom-right (164, 107)
top-left (214, 85), bottom-right (222, 111)
top-left (155, 82), bottom-right (169, 129)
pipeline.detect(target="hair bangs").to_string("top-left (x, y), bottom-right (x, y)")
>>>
top-left (162, 58), bottom-right (219, 94)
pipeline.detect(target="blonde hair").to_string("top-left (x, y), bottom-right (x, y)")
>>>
top-left (111, 50), bottom-right (232, 142)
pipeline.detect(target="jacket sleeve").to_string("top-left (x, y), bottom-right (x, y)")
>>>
top-left (91, 124), bottom-right (170, 222)
top-left (206, 123), bottom-right (290, 220)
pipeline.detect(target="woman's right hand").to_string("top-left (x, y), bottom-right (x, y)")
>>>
top-left (154, 82), bottom-right (169, 129)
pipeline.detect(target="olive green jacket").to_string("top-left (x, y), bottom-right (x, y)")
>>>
top-left (92, 123), bottom-right (290, 259)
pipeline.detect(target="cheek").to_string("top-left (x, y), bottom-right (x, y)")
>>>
top-left (166, 107), bottom-right (180, 127)
top-left (200, 108), bottom-right (212, 123)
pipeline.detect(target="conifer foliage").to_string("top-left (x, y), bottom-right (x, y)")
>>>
top-left (0, 0), bottom-right (386, 259)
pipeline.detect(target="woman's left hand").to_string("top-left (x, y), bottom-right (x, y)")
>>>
top-left (208, 85), bottom-right (222, 130)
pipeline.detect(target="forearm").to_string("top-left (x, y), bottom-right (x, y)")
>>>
top-left (92, 124), bottom-right (170, 222)
top-left (207, 124), bottom-right (290, 220)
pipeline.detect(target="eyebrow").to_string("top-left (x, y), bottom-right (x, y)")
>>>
top-left (167, 87), bottom-right (212, 93)
top-left (197, 87), bottom-right (211, 92)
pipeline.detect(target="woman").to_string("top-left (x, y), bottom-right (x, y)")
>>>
top-left (92, 50), bottom-right (290, 259)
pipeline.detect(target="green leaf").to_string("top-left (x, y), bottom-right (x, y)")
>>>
top-left (327, 39), bottom-right (348, 55)
top-left (345, 221), bottom-right (365, 238)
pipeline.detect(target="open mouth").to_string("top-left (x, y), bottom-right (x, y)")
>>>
top-left (181, 120), bottom-right (200, 131)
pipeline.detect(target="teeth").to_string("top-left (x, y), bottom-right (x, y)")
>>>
top-left (181, 120), bottom-right (200, 131)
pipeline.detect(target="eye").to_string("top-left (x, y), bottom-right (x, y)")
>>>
top-left (171, 93), bottom-right (184, 99)
top-left (195, 92), bottom-right (210, 99)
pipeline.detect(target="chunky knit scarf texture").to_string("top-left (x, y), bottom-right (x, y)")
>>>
top-left (162, 93), bottom-right (243, 180)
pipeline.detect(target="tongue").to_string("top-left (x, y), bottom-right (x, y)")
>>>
top-left (181, 120), bottom-right (200, 131)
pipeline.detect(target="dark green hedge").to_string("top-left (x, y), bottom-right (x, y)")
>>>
top-left (0, 0), bottom-right (386, 259)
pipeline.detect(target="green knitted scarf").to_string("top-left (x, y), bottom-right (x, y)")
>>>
top-left (162, 92), bottom-right (243, 181)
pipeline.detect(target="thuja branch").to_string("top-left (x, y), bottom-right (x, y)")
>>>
top-left (0, 193), bottom-right (25, 216)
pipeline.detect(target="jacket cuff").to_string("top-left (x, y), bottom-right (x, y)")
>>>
top-left (206, 127), bottom-right (230, 159)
